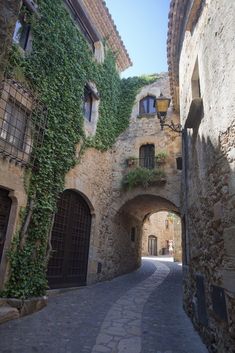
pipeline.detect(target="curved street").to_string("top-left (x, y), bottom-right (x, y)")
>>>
top-left (0, 258), bottom-right (208, 353)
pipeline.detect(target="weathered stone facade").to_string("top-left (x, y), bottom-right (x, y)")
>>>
top-left (168, 0), bottom-right (235, 351)
top-left (66, 75), bottom-right (182, 283)
top-left (142, 211), bottom-right (182, 261)
top-left (0, 0), bottom-right (132, 292)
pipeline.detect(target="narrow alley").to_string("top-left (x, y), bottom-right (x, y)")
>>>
top-left (0, 258), bottom-right (208, 353)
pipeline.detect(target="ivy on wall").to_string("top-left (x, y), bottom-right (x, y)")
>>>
top-left (3, 0), bottom-right (157, 298)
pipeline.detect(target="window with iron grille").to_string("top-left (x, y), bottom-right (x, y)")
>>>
top-left (139, 96), bottom-right (156, 115)
top-left (0, 80), bottom-right (47, 166)
top-left (1, 100), bottom-right (28, 150)
top-left (139, 144), bottom-right (155, 169)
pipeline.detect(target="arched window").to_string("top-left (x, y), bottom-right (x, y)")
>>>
top-left (139, 95), bottom-right (156, 115)
top-left (139, 144), bottom-right (155, 169)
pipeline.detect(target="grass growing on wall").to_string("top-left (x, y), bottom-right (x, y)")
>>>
top-left (2, 0), bottom-right (158, 298)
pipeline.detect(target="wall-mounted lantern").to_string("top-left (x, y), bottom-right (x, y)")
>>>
top-left (155, 93), bottom-right (182, 133)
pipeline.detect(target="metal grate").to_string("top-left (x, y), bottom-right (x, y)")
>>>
top-left (0, 79), bottom-right (47, 167)
top-left (47, 190), bottom-right (92, 288)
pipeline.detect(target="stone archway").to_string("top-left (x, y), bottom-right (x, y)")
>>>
top-left (107, 194), bottom-right (181, 277)
top-left (47, 189), bottom-right (92, 288)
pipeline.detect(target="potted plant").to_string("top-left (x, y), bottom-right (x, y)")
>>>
top-left (156, 151), bottom-right (168, 164)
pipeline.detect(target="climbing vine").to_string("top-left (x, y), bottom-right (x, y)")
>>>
top-left (2, 0), bottom-right (158, 298)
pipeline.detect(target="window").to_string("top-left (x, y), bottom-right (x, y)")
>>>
top-left (64, 0), bottom-right (99, 52)
top-left (83, 83), bottom-right (100, 123)
top-left (13, 19), bottom-right (31, 51)
top-left (139, 96), bottom-right (156, 115)
top-left (83, 86), bottom-right (93, 122)
top-left (139, 144), bottom-right (155, 169)
top-left (0, 101), bottom-right (28, 150)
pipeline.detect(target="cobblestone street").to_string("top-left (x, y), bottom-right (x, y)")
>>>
top-left (0, 258), bottom-right (208, 353)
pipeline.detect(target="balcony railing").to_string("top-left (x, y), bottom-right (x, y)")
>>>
top-left (126, 156), bottom-right (166, 169)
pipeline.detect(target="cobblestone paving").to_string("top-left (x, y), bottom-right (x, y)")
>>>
top-left (0, 259), bottom-right (208, 353)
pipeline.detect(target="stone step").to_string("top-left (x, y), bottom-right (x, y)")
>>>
top-left (0, 305), bottom-right (19, 325)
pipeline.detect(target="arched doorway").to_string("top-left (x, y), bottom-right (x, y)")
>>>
top-left (47, 190), bottom-right (92, 288)
top-left (148, 235), bottom-right (157, 255)
top-left (0, 188), bottom-right (12, 264)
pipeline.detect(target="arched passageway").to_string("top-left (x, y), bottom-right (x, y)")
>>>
top-left (113, 194), bottom-right (181, 275)
top-left (142, 211), bottom-right (182, 261)
top-left (47, 189), bottom-right (92, 289)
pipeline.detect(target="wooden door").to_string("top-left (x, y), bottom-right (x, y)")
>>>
top-left (139, 144), bottom-right (155, 169)
top-left (47, 190), bottom-right (91, 288)
top-left (148, 236), bottom-right (157, 256)
top-left (0, 188), bottom-right (11, 263)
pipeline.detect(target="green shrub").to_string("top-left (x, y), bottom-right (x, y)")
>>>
top-left (122, 167), bottom-right (166, 190)
top-left (156, 151), bottom-right (168, 162)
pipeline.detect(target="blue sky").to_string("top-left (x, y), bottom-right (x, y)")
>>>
top-left (105, 0), bottom-right (171, 78)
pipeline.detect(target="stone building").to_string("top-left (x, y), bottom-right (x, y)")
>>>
top-left (64, 74), bottom-right (182, 284)
top-left (167, 0), bottom-right (235, 351)
top-left (0, 0), bottom-right (131, 291)
top-left (0, 0), bottom-right (182, 303)
top-left (142, 211), bottom-right (182, 261)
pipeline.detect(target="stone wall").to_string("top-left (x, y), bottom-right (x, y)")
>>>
top-left (64, 74), bottom-right (182, 284)
top-left (0, 159), bottom-right (28, 289)
top-left (179, 0), bottom-right (235, 351)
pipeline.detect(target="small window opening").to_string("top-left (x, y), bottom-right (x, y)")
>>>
top-left (139, 96), bottom-right (156, 115)
top-left (13, 5), bottom-right (33, 52)
top-left (83, 86), bottom-right (93, 122)
top-left (131, 227), bottom-right (136, 242)
top-left (176, 157), bottom-right (182, 170)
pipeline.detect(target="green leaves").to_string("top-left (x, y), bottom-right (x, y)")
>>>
top-left (4, 0), bottom-right (159, 298)
top-left (122, 167), bottom-right (166, 190)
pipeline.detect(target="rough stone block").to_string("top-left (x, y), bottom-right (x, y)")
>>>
top-left (222, 270), bottom-right (235, 293)
top-left (7, 298), bottom-right (23, 309)
top-left (20, 296), bottom-right (48, 317)
top-left (213, 201), bottom-right (223, 221)
top-left (0, 305), bottom-right (19, 325)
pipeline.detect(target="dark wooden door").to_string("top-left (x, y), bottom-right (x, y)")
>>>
top-left (0, 188), bottom-right (11, 263)
top-left (148, 236), bottom-right (157, 256)
top-left (139, 144), bottom-right (155, 169)
top-left (47, 190), bottom-right (91, 288)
